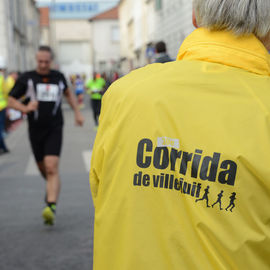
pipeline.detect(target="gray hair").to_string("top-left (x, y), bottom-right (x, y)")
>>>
top-left (193, 0), bottom-right (270, 38)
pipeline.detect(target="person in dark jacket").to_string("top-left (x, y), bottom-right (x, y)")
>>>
top-left (154, 41), bottom-right (172, 63)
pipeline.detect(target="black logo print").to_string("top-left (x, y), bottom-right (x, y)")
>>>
top-left (225, 192), bottom-right (236, 212)
top-left (195, 186), bottom-right (210, 207)
top-left (212, 190), bottom-right (224, 210)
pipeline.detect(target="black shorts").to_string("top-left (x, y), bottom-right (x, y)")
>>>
top-left (28, 125), bottom-right (63, 162)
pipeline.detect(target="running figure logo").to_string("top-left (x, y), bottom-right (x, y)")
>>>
top-left (212, 190), bottom-right (224, 210)
top-left (195, 186), bottom-right (210, 207)
top-left (225, 192), bottom-right (236, 212)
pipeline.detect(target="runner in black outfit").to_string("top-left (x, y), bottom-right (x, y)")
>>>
top-left (8, 46), bottom-right (84, 225)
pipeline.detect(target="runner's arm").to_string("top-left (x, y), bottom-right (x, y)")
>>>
top-left (8, 96), bottom-right (38, 114)
top-left (64, 87), bottom-right (84, 126)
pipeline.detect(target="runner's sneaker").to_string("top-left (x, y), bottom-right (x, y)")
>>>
top-left (42, 206), bottom-right (55, 226)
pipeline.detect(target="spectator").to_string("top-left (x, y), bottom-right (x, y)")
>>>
top-left (0, 65), bottom-right (8, 154)
top-left (4, 71), bottom-right (20, 132)
top-left (90, 0), bottom-right (270, 269)
top-left (4, 71), bottom-right (18, 97)
top-left (154, 41), bottom-right (172, 63)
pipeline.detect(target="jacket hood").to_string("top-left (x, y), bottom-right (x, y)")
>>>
top-left (177, 28), bottom-right (270, 76)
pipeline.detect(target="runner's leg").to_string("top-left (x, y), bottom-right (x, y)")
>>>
top-left (37, 161), bottom-right (46, 179)
top-left (44, 155), bottom-right (61, 203)
top-left (29, 127), bottom-right (46, 178)
top-left (91, 99), bottom-right (98, 125)
top-left (42, 126), bottom-right (62, 225)
top-left (96, 99), bottom-right (101, 123)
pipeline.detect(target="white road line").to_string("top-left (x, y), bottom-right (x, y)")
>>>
top-left (25, 151), bottom-right (92, 175)
top-left (6, 120), bottom-right (27, 150)
top-left (25, 155), bottom-right (39, 176)
top-left (83, 150), bottom-right (92, 172)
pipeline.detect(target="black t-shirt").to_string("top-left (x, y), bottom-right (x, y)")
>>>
top-left (9, 70), bottom-right (68, 128)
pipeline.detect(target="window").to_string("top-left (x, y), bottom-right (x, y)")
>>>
top-left (59, 41), bottom-right (90, 64)
top-left (111, 26), bottom-right (120, 42)
top-left (99, 61), bottom-right (106, 72)
top-left (155, 0), bottom-right (162, 10)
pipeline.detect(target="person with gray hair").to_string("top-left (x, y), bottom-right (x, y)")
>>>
top-left (90, 1), bottom-right (270, 269)
top-left (193, 0), bottom-right (270, 38)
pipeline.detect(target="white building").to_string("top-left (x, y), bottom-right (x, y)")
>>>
top-left (25, 1), bottom-right (41, 70)
top-left (52, 18), bottom-right (93, 77)
top-left (0, 0), bottom-right (40, 72)
top-left (37, 1), bottom-right (119, 79)
top-left (119, 0), bottom-right (155, 72)
top-left (154, 0), bottom-right (194, 59)
top-left (119, 0), bottom-right (195, 74)
top-left (89, 6), bottom-right (120, 75)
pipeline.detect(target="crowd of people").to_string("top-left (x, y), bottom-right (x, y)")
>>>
top-left (0, 62), bottom-right (121, 155)
top-left (0, 37), bottom-right (168, 156)
top-left (69, 71), bottom-right (120, 129)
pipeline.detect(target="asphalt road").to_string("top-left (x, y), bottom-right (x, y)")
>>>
top-left (0, 103), bottom-right (96, 270)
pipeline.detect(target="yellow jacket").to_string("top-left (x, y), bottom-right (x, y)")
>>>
top-left (0, 75), bottom-right (7, 110)
top-left (4, 75), bottom-right (15, 99)
top-left (90, 28), bottom-right (270, 270)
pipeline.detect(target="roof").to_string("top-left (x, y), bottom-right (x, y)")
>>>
top-left (39, 7), bottom-right (50, 26)
top-left (89, 6), bottom-right (118, 22)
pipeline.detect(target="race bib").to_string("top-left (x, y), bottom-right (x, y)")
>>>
top-left (36, 84), bottom-right (59, 102)
top-left (92, 88), bottom-right (100, 93)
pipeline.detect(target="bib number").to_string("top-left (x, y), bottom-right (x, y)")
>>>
top-left (36, 84), bottom-right (59, 102)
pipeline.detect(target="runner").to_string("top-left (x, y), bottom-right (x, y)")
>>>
top-left (74, 75), bottom-right (85, 109)
top-left (85, 72), bottom-right (105, 129)
top-left (8, 45), bottom-right (84, 225)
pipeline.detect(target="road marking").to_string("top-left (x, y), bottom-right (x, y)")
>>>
top-left (83, 150), bottom-right (92, 172)
top-left (25, 155), bottom-right (39, 176)
top-left (25, 151), bottom-right (92, 175)
top-left (6, 120), bottom-right (27, 150)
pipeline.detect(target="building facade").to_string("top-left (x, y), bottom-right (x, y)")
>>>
top-left (25, 0), bottom-right (41, 70)
top-left (89, 6), bottom-right (120, 75)
top-left (0, 0), bottom-right (40, 72)
top-left (154, 0), bottom-right (194, 58)
top-left (119, 0), bottom-right (155, 73)
top-left (37, 1), bottom-right (119, 79)
top-left (40, 7), bottom-right (51, 46)
top-left (52, 18), bottom-right (93, 77)
top-left (119, 0), bottom-right (195, 74)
